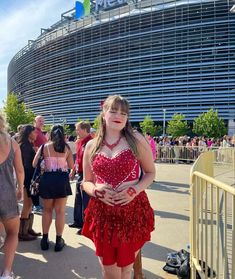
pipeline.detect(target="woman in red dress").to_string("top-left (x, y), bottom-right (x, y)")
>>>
top-left (82, 95), bottom-right (155, 279)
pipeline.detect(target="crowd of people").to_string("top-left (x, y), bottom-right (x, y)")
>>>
top-left (0, 95), bottom-right (156, 279)
top-left (146, 134), bottom-right (234, 163)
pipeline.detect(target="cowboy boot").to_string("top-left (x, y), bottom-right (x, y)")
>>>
top-left (28, 213), bottom-right (41, 236)
top-left (133, 250), bottom-right (146, 279)
top-left (18, 218), bottom-right (37, 241)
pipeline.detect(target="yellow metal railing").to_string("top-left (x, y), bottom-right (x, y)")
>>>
top-left (190, 149), bottom-right (235, 279)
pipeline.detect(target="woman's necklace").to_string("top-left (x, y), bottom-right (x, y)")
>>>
top-left (103, 136), bottom-right (122, 150)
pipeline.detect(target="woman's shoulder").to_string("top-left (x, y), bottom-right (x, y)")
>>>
top-left (85, 138), bottom-right (96, 150)
top-left (133, 131), bottom-right (147, 144)
top-left (11, 137), bottom-right (20, 152)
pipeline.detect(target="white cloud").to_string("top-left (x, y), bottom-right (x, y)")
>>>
top-left (0, 0), bottom-right (74, 107)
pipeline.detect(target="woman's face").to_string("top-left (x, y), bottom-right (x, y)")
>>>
top-left (28, 130), bottom-right (37, 142)
top-left (104, 106), bottom-right (128, 131)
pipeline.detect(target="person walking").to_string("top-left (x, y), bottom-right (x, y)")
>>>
top-left (82, 95), bottom-right (155, 279)
top-left (68, 121), bottom-right (92, 235)
top-left (33, 125), bottom-right (73, 252)
top-left (18, 125), bottom-right (41, 241)
top-left (0, 114), bottom-right (24, 279)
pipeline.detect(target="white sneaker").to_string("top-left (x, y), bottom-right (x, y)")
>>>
top-left (0, 272), bottom-right (15, 279)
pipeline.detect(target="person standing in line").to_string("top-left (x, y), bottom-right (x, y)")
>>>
top-left (145, 132), bottom-right (157, 161)
top-left (34, 115), bottom-right (47, 150)
top-left (0, 114), bottom-right (24, 279)
top-left (18, 125), bottom-right (41, 241)
top-left (82, 95), bottom-right (155, 279)
top-left (66, 135), bottom-right (76, 162)
top-left (33, 115), bottom-right (47, 214)
top-left (33, 125), bottom-right (74, 252)
top-left (68, 121), bottom-right (92, 235)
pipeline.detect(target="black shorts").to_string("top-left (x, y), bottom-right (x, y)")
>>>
top-left (39, 171), bottom-right (72, 199)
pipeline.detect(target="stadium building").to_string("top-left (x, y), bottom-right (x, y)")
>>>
top-left (8, 0), bottom-right (235, 131)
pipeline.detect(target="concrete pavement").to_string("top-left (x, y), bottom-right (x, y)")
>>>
top-left (0, 163), bottom-right (192, 279)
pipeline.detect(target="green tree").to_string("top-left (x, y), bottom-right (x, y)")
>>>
top-left (63, 124), bottom-right (72, 136)
top-left (43, 124), bottom-right (52, 133)
top-left (193, 108), bottom-right (226, 138)
top-left (155, 125), bottom-right (163, 136)
top-left (139, 115), bottom-right (156, 136)
top-left (166, 113), bottom-right (189, 137)
top-left (3, 93), bottom-right (35, 132)
top-left (93, 115), bottom-right (101, 130)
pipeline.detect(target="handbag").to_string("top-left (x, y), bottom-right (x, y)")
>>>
top-left (30, 145), bottom-right (45, 196)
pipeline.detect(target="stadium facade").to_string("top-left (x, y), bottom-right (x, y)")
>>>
top-left (8, 0), bottom-right (235, 130)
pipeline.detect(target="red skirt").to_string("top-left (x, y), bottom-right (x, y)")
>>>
top-left (82, 191), bottom-right (155, 267)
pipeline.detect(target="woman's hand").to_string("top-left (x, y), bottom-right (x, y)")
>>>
top-left (94, 183), bottom-right (115, 206)
top-left (16, 187), bottom-right (24, 202)
top-left (112, 186), bottom-right (138, 206)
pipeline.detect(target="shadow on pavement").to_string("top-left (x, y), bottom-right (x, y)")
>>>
top-left (142, 242), bottom-right (176, 262)
top-left (142, 269), bottom-right (166, 279)
top-left (150, 181), bottom-right (189, 195)
top-left (12, 241), bottom-right (101, 279)
top-left (154, 209), bottom-right (189, 222)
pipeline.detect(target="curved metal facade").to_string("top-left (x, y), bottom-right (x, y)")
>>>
top-left (8, 0), bottom-right (235, 125)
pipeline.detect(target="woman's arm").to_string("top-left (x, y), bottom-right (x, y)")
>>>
top-left (82, 140), bottom-right (114, 206)
top-left (135, 132), bottom-right (156, 193)
top-left (82, 140), bottom-right (97, 196)
top-left (12, 140), bottom-right (24, 201)
top-left (113, 132), bottom-right (156, 205)
top-left (66, 148), bottom-right (74, 170)
top-left (32, 146), bottom-right (43, 168)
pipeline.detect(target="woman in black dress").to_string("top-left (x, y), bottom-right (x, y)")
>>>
top-left (18, 125), bottom-right (41, 241)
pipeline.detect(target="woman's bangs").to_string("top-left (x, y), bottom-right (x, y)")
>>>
top-left (110, 99), bottom-right (129, 114)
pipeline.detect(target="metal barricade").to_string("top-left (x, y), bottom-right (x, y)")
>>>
top-left (190, 149), bottom-right (235, 279)
top-left (157, 146), bottom-right (209, 163)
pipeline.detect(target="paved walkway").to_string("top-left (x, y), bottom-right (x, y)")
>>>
top-left (0, 163), bottom-right (192, 279)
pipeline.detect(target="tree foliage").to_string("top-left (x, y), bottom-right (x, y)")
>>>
top-left (166, 113), bottom-right (189, 137)
top-left (93, 115), bottom-right (101, 130)
top-left (155, 125), bottom-right (163, 136)
top-left (43, 124), bottom-right (52, 133)
top-left (63, 124), bottom-right (72, 136)
top-left (3, 93), bottom-right (35, 132)
top-left (139, 115), bottom-right (156, 136)
top-left (193, 108), bottom-right (226, 138)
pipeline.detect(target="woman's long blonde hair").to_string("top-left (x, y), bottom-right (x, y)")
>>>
top-left (0, 114), bottom-right (9, 143)
top-left (90, 95), bottom-right (138, 159)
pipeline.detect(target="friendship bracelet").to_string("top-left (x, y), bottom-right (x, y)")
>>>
top-left (126, 187), bottom-right (137, 197)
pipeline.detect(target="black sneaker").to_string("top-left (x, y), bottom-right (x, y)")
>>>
top-left (77, 228), bottom-right (83, 235)
top-left (54, 238), bottom-right (65, 252)
top-left (68, 223), bottom-right (80, 228)
top-left (40, 238), bottom-right (49, 251)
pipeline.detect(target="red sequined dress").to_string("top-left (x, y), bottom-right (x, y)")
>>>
top-left (82, 148), bottom-right (155, 267)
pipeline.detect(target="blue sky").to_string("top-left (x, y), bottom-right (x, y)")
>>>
top-left (0, 0), bottom-right (75, 108)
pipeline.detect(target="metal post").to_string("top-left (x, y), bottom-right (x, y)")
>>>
top-left (163, 109), bottom-right (166, 137)
top-left (133, 250), bottom-right (145, 279)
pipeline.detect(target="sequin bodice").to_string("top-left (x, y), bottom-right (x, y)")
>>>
top-left (92, 149), bottom-right (140, 190)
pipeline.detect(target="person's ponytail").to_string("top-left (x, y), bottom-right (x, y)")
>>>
top-left (50, 125), bottom-right (66, 153)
